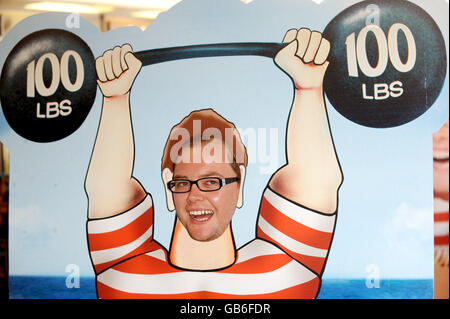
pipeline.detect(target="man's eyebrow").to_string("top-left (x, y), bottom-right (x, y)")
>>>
top-left (173, 172), bottom-right (225, 179)
top-left (199, 172), bottom-right (225, 178)
top-left (173, 175), bottom-right (188, 179)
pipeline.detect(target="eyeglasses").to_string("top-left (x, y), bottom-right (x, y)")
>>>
top-left (167, 177), bottom-right (240, 193)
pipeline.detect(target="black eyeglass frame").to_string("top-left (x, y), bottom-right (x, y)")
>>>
top-left (167, 177), bottom-right (240, 193)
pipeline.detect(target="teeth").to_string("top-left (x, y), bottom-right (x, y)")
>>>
top-left (434, 150), bottom-right (449, 160)
top-left (189, 210), bottom-right (213, 216)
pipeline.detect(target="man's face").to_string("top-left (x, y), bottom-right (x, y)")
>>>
top-left (433, 120), bottom-right (449, 199)
top-left (172, 139), bottom-right (240, 242)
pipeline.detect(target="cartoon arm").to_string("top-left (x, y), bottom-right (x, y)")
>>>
top-left (85, 44), bottom-right (146, 219)
top-left (84, 45), bottom-right (161, 275)
top-left (270, 28), bottom-right (342, 214)
top-left (256, 29), bottom-right (342, 276)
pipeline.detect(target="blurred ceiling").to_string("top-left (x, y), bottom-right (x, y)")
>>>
top-left (0, 0), bottom-right (183, 15)
top-left (0, 0), bottom-right (185, 33)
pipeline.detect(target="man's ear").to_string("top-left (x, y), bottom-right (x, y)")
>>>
top-left (162, 168), bottom-right (175, 211)
top-left (236, 165), bottom-right (246, 208)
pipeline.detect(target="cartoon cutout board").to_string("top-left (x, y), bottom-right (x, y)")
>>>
top-left (84, 25), bottom-right (341, 298)
top-left (0, 0), bottom-right (448, 299)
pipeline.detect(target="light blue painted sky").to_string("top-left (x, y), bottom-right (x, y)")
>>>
top-left (0, 0), bottom-right (448, 280)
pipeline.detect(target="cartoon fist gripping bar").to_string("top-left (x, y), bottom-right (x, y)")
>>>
top-left (85, 28), bottom-right (342, 299)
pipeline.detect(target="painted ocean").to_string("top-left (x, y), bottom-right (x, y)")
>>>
top-left (8, 276), bottom-right (433, 299)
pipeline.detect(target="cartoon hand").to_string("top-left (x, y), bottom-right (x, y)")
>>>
top-left (95, 44), bottom-right (142, 98)
top-left (275, 28), bottom-right (330, 90)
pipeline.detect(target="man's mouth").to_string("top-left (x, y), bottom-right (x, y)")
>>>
top-left (433, 153), bottom-right (449, 162)
top-left (433, 149), bottom-right (449, 161)
top-left (188, 210), bottom-right (214, 222)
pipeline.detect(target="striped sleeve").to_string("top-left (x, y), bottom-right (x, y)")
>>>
top-left (434, 197), bottom-right (449, 246)
top-left (87, 195), bottom-right (155, 274)
top-left (257, 188), bottom-right (336, 275)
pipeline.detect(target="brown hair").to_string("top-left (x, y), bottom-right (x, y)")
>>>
top-left (161, 109), bottom-right (248, 176)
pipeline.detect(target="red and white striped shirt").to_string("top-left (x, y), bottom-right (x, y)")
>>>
top-left (434, 195), bottom-right (449, 267)
top-left (434, 196), bottom-right (449, 246)
top-left (87, 187), bottom-right (336, 299)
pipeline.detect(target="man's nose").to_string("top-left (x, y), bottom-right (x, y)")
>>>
top-left (187, 183), bottom-right (204, 201)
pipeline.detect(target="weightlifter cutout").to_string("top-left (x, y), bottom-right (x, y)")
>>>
top-left (85, 28), bottom-right (343, 298)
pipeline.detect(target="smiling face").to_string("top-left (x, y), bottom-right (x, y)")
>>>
top-left (433, 120), bottom-right (449, 200)
top-left (171, 139), bottom-right (241, 242)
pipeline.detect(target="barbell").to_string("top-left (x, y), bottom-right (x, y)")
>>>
top-left (0, 0), bottom-right (446, 142)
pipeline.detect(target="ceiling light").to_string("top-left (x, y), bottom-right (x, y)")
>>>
top-left (133, 10), bottom-right (161, 20)
top-left (44, 0), bottom-right (182, 10)
top-left (24, 2), bottom-right (114, 14)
